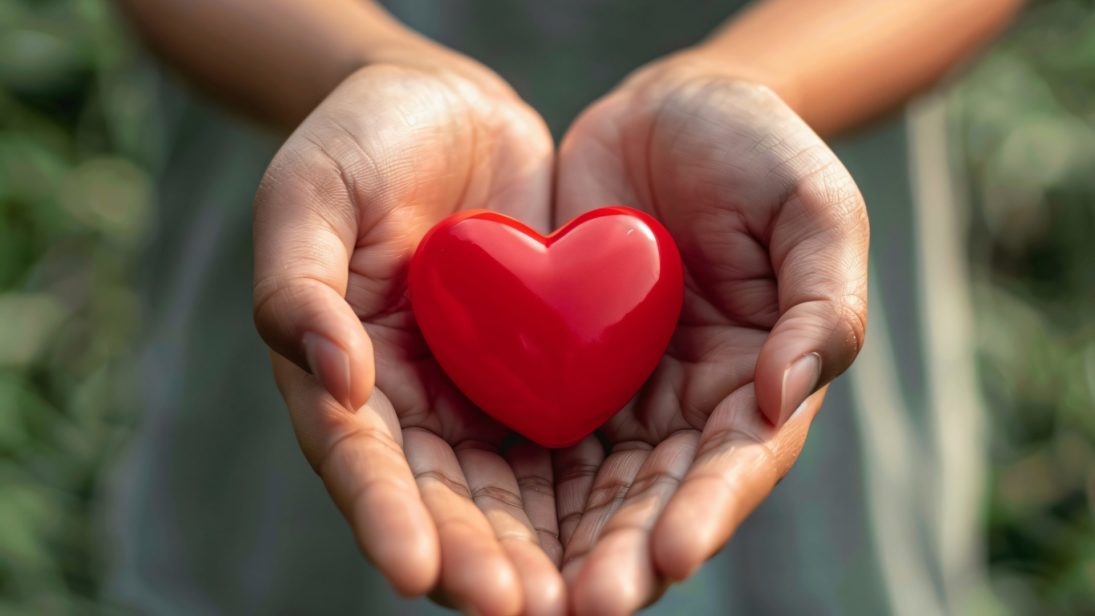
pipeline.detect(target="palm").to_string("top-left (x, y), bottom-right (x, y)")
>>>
top-left (258, 66), bottom-right (565, 614)
top-left (550, 69), bottom-right (867, 613)
top-left (258, 62), bottom-right (867, 616)
top-left (556, 77), bottom-right (791, 441)
top-left (352, 145), bottom-right (568, 616)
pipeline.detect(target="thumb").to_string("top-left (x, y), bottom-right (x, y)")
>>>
top-left (252, 145), bottom-right (374, 411)
top-left (755, 161), bottom-right (869, 427)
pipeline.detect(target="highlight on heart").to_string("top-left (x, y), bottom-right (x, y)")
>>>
top-left (409, 207), bottom-right (684, 447)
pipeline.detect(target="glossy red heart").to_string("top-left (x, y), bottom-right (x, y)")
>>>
top-left (409, 207), bottom-right (683, 448)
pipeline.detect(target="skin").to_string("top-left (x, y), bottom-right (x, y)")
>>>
top-left (551, 58), bottom-right (869, 614)
top-left (254, 64), bottom-right (565, 614)
top-left (117, 0), bottom-right (1025, 614)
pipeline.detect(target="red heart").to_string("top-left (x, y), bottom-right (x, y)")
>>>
top-left (409, 207), bottom-right (683, 448)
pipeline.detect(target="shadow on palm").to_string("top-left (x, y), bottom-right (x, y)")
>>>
top-left (256, 62), bottom-right (865, 616)
top-left (257, 65), bottom-right (567, 614)
top-left (550, 68), bottom-right (867, 614)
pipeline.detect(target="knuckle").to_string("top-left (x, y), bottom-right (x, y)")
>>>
top-left (470, 484), bottom-right (525, 511)
top-left (251, 277), bottom-right (294, 340)
top-left (796, 156), bottom-right (867, 233)
top-left (838, 296), bottom-right (869, 358)
top-left (316, 422), bottom-right (404, 481)
top-left (262, 137), bottom-right (346, 203)
top-left (554, 462), bottom-right (600, 485)
top-left (694, 426), bottom-right (761, 462)
top-left (808, 297), bottom-right (868, 375)
top-left (626, 470), bottom-right (681, 499)
top-left (558, 510), bottom-right (582, 530)
top-left (415, 469), bottom-right (472, 500)
top-left (255, 131), bottom-right (360, 232)
top-left (586, 478), bottom-right (633, 510)
top-left (516, 474), bottom-right (555, 499)
top-left (251, 277), bottom-right (318, 340)
top-left (535, 526), bottom-right (561, 544)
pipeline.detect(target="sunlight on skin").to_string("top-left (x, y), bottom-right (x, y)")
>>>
top-left (253, 56), bottom-right (867, 616)
top-left (257, 65), bottom-right (567, 616)
top-left (118, 0), bottom-right (1026, 611)
top-left (552, 57), bottom-right (867, 615)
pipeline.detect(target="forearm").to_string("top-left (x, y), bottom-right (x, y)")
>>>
top-left (692, 0), bottom-right (1024, 136)
top-left (114, 0), bottom-right (443, 127)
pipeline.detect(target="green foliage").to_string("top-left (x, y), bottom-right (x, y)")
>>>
top-left (0, 0), bottom-right (155, 609)
top-left (950, 1), bottom-right (1095, 611)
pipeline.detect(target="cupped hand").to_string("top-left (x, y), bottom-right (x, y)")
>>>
top-left (253, 63), bottom-right (565, 615)
top-left (552, 55), bottom-right (870, 614)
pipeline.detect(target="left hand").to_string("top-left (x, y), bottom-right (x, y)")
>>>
top-left (253, 63), bottom-right (566, 615)
top-left (551, 53), bottom-right (870, 614)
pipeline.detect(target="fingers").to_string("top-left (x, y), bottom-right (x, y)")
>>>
top-left (272, 354), bottom-right (438, 595)
top-left (754, 150), bottom-right (869, 426)
top-left (459, 446), bottom-right (565, 616)
top-left (569, 432), bottom-right (699, 616)
top-left (553, 436), bottom-right (605, 547)
top-left (556, 77), bottom-right (868, 429)
top-left (652, 385), bottom-right (824, 581)
top-left (506, 442), bottom-right (564, 564)
top-left (403, 429), bottom-right (523, 616)
top-left (560, 445), bottom-right (650, 585)
top-left (651, 81), bottom-right (868, 428)
top-left (253, 136), bottom-right (373, 410)
top-left (253, 65), bottom-right (518, 413)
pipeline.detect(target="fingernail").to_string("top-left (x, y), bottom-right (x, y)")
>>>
top-left (303, 332), bottom-right (353, 410)
top-left (778, 353), bottom-right (821, 426)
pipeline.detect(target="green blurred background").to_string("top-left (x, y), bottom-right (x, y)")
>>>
top-left (0, 0), bottom-right (1093, 612)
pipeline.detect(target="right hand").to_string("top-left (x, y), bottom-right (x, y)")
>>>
top-left (551, 55), bottom-right (869, 614)
top-left (252, 62), bottom-right (564, 615)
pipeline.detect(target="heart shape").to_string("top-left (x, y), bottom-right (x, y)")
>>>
top-left (409, 207), bottom-right (684, 447)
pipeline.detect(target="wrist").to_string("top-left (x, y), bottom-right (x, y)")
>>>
top-left (275, 2), bottom-right (516, 127)
top-left (339, 4), bottom-right (513, 100)
top-left (635, 46), bottom-right (804, 117)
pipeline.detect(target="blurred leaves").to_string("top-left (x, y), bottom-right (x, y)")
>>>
top-left (0, 25), bottom-right (84, 92)
top-left (0, 293), bottom-right (66, 366)
top-left (59, 157), bottom-right (149, 242)
top-left (0, 0), bottom-right (152, 608)
top-left (951, 1), bottom-right (1095, 611)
